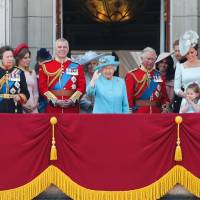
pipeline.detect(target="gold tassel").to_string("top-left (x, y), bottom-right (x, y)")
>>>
top-left (50, 144), bottom-right (57, 161)
top-left (50, 117), bottom-right (58, 160)
top-left (175, 144), bottom-right (182, 161)
top-left (174, 116), bottom-right (183, 161)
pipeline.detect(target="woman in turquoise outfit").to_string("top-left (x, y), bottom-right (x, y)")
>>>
top-left (86, 55), bottom-right (129, 114)
top-left (174, 30), bottom-right (200, 112)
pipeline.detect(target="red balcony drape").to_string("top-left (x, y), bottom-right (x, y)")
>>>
top-left (0, 113), bottom-right (200, 200)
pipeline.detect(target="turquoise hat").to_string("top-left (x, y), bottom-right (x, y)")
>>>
top-left (95, 55), bottom-right (119, 71)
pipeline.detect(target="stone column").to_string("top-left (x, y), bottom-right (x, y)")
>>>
top-left (27, 0), bottom-right (55, 66)
top-left (0, 0), bottom-right (11, 46)
top-left (11, 0), bottom-right (28, 47)
top-left (171, 0), bottom-right (199, 43)
top-left (11, 0), bottom-right (55, 66)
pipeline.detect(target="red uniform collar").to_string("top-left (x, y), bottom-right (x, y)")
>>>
top-left (54, 57), bottom-right (71, 64)
top-left (140, 64), bottom-right (155, 73)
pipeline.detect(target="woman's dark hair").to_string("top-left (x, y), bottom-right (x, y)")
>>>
top-left (165, 56), bottom-right (175, 81)
top-left (180, 44), bottom-right (199, 64)
top-left (193, 44), bottom-right (199, 51)
top-left (35, 48), bottom-right (52, 75)
top-left (156, 55), bottom-right (175, 81)
top-left (15, 48), bottom-right (31, 66)
top-left (36, 48), bottom-right (52, 62)
top-left (173, 39), bottom-right (179, 48)
top-left (0, 46), bottom-right (14, 60)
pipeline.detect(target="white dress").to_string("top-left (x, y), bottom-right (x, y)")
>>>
top-left (174, 63), bottom-right (200, 113)
top-left (179, 98), bottom-right (200, 113)
top-left (174, 63), bottom-right (200, 94)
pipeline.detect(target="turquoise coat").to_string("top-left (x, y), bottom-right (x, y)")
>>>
top-left (86, 75), bottom-right (129, 113)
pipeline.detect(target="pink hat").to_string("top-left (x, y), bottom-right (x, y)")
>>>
top-left (155, 52), bottom-right (172, 64)
top-left (14, 43), bottom-right (29, 57)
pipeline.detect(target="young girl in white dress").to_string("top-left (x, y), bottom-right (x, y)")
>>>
top-left (180, 82), bottom-right (200, 113)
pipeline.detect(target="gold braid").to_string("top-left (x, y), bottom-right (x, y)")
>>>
top-left (41, 64), bottom-right (62, 88)
top-left (41, 64), bottom-right (61, 76)
top-left (130, 73), bottom-right (148, 97)
top-left (5, 72), bottom-right (9, 93)
top-left (48, 70), bottom-right (62, 88)
top-left (0, 75), bottom-right (6, 90)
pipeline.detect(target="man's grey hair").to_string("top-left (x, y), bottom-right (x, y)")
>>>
top-left (140, 47), bottom-right (157, 60)
top-left (56, 38), bottom-right (69, 48)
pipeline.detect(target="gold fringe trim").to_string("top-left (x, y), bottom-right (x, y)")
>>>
top-left (1, 165), bottom-right (200, 200)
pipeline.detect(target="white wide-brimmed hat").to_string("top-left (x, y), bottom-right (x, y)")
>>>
top-left (76, 51), bottom-right (105, 66)
top-left (155, 52), bottom-right (172, 64)
top-left (179, 30), bottom-right (199, 56)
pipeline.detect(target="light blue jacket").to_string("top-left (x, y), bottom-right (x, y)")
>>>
top-left (86, 75), bottom-right (129, 113)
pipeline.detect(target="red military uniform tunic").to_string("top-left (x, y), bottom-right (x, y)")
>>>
top-left (125, 65), bottom-right (169, 113)
top-left (39, 58), bottom-right (86, 113)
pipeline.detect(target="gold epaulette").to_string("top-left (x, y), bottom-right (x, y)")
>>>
top-left (128, 67), bottom-right (148, 97)
top-left (41, 63), bottom-right (62, 88)
top-left (129, 67), bottom-right (139, 73)
top-left (40, 59), bottom-right (52, 65)
top-left (44, 91), bottom-right (58, 102)
top-left (69, 91), bottom-right (83, 103)
top-left (129, 69), bottom-right (146, 84)
top-left (41, 63), bottom-right (61, 77)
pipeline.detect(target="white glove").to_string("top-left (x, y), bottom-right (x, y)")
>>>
top-left (90, 70), bottom-right (101, 87)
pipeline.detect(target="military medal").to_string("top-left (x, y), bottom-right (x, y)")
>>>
top-left (71, 76), bottom-right (77, 83)
top-left (155, 91), bottom-right (160, 98)
top-left (10, 88), bottom-right (16, 94)
top-left (66, 68), bottom-right (78, 75)
top-left (153, 75), bottom-right (163, 82)
top-left (71, 84), bottom-right (76, 90)
top-left (157, 85), bottom-right (161, 91)
top-left (14, 82), bottom-right (20, 88)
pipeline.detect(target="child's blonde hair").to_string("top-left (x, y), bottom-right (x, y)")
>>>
top-left (186, 82), bottom-right (200, 98)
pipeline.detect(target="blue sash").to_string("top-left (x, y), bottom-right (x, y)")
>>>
top-left (53, 62), bottom-right (79, 90)
top-left (139, 71), bottom-right (159, 100)
top-left (0, 79), bottom-right (15, 102)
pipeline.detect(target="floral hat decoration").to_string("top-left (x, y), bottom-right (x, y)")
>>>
top-left (179, 30), bottom-right (199, 56)
top-left (94, 55), bottom-right (119, 71)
